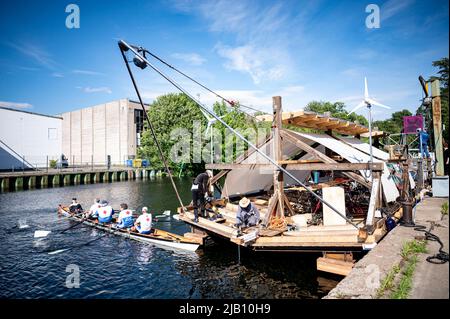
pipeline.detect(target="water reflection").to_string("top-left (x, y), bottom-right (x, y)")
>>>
top-left (0, 178), bottom-right (339, 298)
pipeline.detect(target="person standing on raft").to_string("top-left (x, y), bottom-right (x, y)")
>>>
top-left (191, 170), bottom-right (213, 223)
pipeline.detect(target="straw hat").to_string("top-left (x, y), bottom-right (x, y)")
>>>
top-left (239, 197), bottom-right (250, 208)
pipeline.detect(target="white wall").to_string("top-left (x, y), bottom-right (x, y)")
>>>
top-left (0, 108), bottom-right (62, 169)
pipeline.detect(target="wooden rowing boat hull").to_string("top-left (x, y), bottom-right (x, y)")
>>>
top-left (58, 206), bottom-right (200, 252)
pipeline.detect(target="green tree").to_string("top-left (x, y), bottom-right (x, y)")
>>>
top-left (304, 101), bottom-right (369, 126)
top-left (373, 109), bottom-right (412, 134)
top-left (138, 93), bottom-right (206, 176)
top-left (138, 93), bottom-right (266, 176)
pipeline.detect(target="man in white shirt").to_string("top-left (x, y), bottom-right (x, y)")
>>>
top-left (85, 198), bottom-right (101, 219)
top-left (116, 203), bottom-right (134, 229)
top-left (133, 207), bottom-right (152, 234)
top-left (97, 200), bottom-right (113, 224)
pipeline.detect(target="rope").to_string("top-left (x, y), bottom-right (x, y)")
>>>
top-left (268, 216), bottom-right (287, 231)
top-left (119, 47), bottom-right (187, 213)
top-left (401, 222), bottom-right (449, 264)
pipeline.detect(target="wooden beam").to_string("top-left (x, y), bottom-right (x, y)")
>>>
top-left (280, 130), bottom-right (371, 188)
top-left (272, 96), bottom-right (284, 218)
top-left (206, 162), bottom-right (383, 171)
top-left (365, 177), bottom-right (380, 227)
top-left (431, 79), bottom-right (444, 176)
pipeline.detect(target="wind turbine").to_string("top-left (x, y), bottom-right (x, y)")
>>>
top-left (349, 77), bottom-right (392, 179)
top-left (199, 106), bottom-right (226, 163)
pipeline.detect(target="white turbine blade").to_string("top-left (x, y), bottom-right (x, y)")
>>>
top-left (205, 122), bottom-right (212, 137)
top-left (366, 98), bottom-right (391, 109)
top-left (364, 77), bottom-right (369, 99)
top-left (199, 108), bottom-right (212, 121)
top-left (348, 101), bottom-right (366, 115)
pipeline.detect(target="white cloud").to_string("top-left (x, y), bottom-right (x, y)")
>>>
top-left (51, 72), bottom-right (64, 78)
top-left (73, 69), bottom-right (103, 75)
top-left (341, 68), bottom-right (360, 77)
top-left (171, 53), bottom-right (206, 66)
top-left (0, 101), bottom-right (33, 109)
top-left (171, 0), bottom-right (294, 85)
top-left (7, 41), bottom-right (57, 70)
top-left (382, 0), bottom-right (415, 21)
top-left (215, 43), bottom-right (287, 84)
top-left (81, 87), bottom-right (112, 94)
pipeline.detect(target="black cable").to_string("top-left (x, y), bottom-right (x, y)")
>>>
top-left (400, 222), bottom-right (449, 264)
top-left (138, 48), bottom-right (269, 117)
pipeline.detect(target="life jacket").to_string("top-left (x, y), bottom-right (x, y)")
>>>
top-left (98, 205), bottom-right (113, 223)
top-left (118, 209), bottom-right (134, 227)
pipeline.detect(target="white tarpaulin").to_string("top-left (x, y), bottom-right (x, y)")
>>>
top-left (289, 131), bottom-right (399, 202)
top-left (222, 138), bottom-right (325, 197)
top-left (339, 137), bottom-right (415, 189)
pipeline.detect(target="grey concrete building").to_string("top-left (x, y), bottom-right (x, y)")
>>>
top-left (61, 99), bottom-right (147, 166)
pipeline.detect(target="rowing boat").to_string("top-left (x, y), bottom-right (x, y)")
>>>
top-left (57, 206), bottom-right (200, 252)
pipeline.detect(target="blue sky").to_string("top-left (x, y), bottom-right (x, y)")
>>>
top-left (0, 0), bottom-right (448, 120)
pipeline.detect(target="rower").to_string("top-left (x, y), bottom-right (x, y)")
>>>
top-left (235, 197), bottom-right (260, 229)
top-left (115, 203), bottom-right (134, 229)
top-left (69, 197), bottom-right (83, 215)
top-left (97, 200), bottom-right (113, 224)
top-left (85, 198), bottom-right (101, 219)
top-left (191, 170), bottom-right (213, 223)
top-left (133, 207), bottom-right (153, 234)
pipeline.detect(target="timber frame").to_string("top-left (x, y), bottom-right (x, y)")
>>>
top-left (179, 96), bottom-right (391, 275)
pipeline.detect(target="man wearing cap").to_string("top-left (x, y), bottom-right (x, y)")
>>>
top-left (133, 207), bottom-right (153, 234)
top-left (236, 197), bottom-right (260, 229)
top-left (191, 170), bottom-right (213, 223)
top-left (97, 200), bottom-right (114, 224)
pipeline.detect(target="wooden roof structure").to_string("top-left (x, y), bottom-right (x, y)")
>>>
top-left (256, 110), bottom-right (369, 136)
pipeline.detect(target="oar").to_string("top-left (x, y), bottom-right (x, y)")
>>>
top-left (46, 232), bottom-right (108, 255)
top-left (34, 212), bottom-right (85, 238)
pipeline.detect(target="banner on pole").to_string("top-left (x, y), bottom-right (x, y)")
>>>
top-left (403, 115), bottom-right (423, 133)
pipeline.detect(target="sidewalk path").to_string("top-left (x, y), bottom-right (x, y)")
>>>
top-left (325, 196), bottom-right (448, 299)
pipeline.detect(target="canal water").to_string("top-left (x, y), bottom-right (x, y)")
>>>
top-left (0, 178), bottom-right (339, 298)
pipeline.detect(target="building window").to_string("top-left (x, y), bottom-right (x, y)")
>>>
top-left (134, 109), bottom-right (144, 146)
top-left (48, 128), bottom-right (57, 140)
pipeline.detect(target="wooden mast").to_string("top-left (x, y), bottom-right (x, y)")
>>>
top-left (431, 79), bottom-right (444, 176)
top-left (264, 96), bottom-right (294, 227)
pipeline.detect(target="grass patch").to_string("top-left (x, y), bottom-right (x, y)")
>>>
top-left (376, 264), bottom-right (400, 298)
top-left (376, 240), bottom-right (427, 299)
top-left (400, 240), bottom-right (428, 259)
top-left (441, 202), bottom-right (449, 219)
top-left (390, 255), bottom-right (418, 299)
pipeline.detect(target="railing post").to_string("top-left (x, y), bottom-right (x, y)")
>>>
top-left (22, 155), bottom-right (25, 173)
top-left (46, 155), bottom-right (49, 173)
top-left (73, 155), bottom-right (75, 172)
top-left (91, 155), bottom-right (94, 171)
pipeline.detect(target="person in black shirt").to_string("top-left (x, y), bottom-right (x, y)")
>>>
top-left (191, 170), bottom-right (213, 222)
top-left (69, 197), bottom-right (83, 215)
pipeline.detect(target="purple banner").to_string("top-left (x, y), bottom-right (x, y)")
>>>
top-left (403, 115), bottom-right (423, 134)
